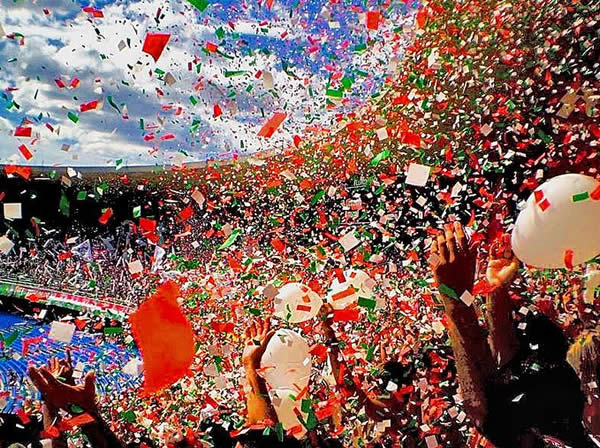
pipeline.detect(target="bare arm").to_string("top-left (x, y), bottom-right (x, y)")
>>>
top-left (430, 222), bottom-right (494, 429)
top-left (242, 318), bottom-right (278, 425)
top-left (484, 233), bottom-right (520, 367)
top-left (27, 367), bottom-right (125, 448)
top-left (319, 305), bottom-right (391, 422)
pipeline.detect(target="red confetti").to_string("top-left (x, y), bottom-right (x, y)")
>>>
top-left (14, 127), bottom-right (32, 137)
top-left (257, 112), bottom-right (287, 138)
top-left (366, 11), bottom-right (381, 30)
top-left (332, 308), bottom-right (360, 322)
top-left (538, 198), bottom-right (551, 212)
top-left (213, 104), bottom-right (223, 118)
top-left (98, 208), bottom-right (113, 225)
top-left (80, 100), bottom-right (99, 112)
top-left (82, 7), bottom-right (104, 18)
top-left (534, 189), bottom-right (544, 203)
top-left (18, 144), bottom-right (33, 160)
top-left (271, 237), bottom-right (285, 254)
top-left (591, 184), bottom-right (600, 201)
top-left (179, 205), bottom-right (194, 222)
top-left (142, 33), bottom-right (171, 62)
top-left (129, 282), bottom-right (195, 394)
top-left (563, 249), bottom-right (574, 270)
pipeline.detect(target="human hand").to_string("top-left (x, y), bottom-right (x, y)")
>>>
top-left (28, 365), bottom-right (98, 415)
top-left (430, 222), bottom-right (476, 299)
top-left (242, 318), bottom-right (275, 369)
top-left (47, 348), bottom-right (75, 385)
top-left (486, 233), bottom-right (519, 288)
top-left (317, 303), bottom-right (335, 338)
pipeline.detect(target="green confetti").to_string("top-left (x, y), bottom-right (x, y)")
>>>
top-left (439, 283), bottom-right (458, 299)
top-left (133, 206), bottom-right (141, 218)
top-left (76, 191), bottom-right (87, 201)
top-left (107, 96), bottom-right (121, 113)
top-left (189, 96), bottom-right (198, 106)
top-left (310, 189), bottom-right (325, 206)
top-left (224, 70), bottom-right (246, 78)
top-left (59, 193), bottom-right (70, 217)
top-left (326, 88), bottom-right (343, 99)
top-left (187, 0), bottom-right (209, 12)
top-left (572, 192), bottom-right (589, 202)
top-left (218, 229), bottom-right (242, 250)
top-left (121, 410), bottom-right (136, 423)
top-left (369, 149), bottom-right (390, 167)
top-left (67, 112), bottom-right (79, 123)
top-left (357, 297), bottom-right (376, 310)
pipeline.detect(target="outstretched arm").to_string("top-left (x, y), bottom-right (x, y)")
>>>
top-left (485, 233), bottom-right (520, 367)
top-left (28, 366), bottom-right (124, 448)
top-left (318, 304), bottom-right (391, 422)
top-left (241, 318), bottom-right (278, 426)
top-left (429, 222), bottom-right (493, 429)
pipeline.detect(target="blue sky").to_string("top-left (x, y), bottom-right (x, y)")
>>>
top-left (0, 0), bottom-right (417, 167)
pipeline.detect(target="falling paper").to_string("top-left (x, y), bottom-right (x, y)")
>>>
top-left (128, 259), bottom-right (143, 274)
top-left (142, 33), bottom-right (171, 62)
top-left (406, 163), bottom-right (431, 187)
top-left (258, 112), bottom-right (287, 138)
top-left (129, 282), bottom-right (195, 394)
top-left (0, 236), bottom-right (14, 255)
top-left (338, 231), bottom-right (360, 252)
top-left (49, 321), bottom-right (75, 344)
top-left (3, 203), bottom-right (22, 219)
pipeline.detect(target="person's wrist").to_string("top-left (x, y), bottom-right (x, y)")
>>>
top-left (243, 357), bottom-right (260, 370)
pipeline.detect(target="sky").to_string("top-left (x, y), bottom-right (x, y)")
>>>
top-left (0, 0), bottom-right (418, 167)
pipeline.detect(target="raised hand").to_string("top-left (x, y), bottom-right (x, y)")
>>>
top-left (430, 221), bottom-right (477, 298)
top-left (317, 303), bottom-right (335, 339)
top-left (28, 365), bottom-right (98, 415)
top-left (47, 348), bottom-right (75, 385)
top-left (486, 233), bottom-right (519, 288)
top-left (242, 318), bottom-right (275, 369)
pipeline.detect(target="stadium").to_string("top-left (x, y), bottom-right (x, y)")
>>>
top-left (0, 0), bottom-right (599, 447)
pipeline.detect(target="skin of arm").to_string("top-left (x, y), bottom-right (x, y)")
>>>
top-left (484, 233), bottom-right (520, 368)
top-left (318, 304), bottom-right (392, 423)
top-left (241, 318), bottom-right (278, 426)
top-left (27, 366), bottom-right (125, 448)
top-left (430, 222), bottom-right (494, 430)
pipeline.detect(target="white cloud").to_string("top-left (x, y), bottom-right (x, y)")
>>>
top-left (0, 0), bottom-right (416, 166)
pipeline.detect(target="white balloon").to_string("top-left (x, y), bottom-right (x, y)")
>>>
top-left (512, 174), bottom-right (600, 268)
top-left (261, 329), bottom-right (311, 390)
top-left (273, 282), bottom-right (323, 323)
top-left (269, 387), bottom-right (308, 438)
top-left (327, 269), bottom-right (376, 310)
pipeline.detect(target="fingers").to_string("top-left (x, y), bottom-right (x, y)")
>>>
top-left (444, 224), bottom-right (456, 260)
top-left (261, 318), bottom-right (270, 337)
top-left (436, 234), bottom-right (447, 263)
top-left (83, 371), bottom-right (96, 394)
top-left (249, 320), bottom-right (258, 339)
top-left (502, 233), bottom-right (512, 259)
top-left (38, 368), bottom-right (60, 388)
top-left (262, 330), bottom-right (276, 347)
top-left (27, 366), bottom-right (49, 394)
top-left (454, 222), bottom-right (467, 252)
top-left (66, 348), bottom-right (72, 367)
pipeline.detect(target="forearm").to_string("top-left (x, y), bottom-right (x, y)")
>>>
top-left (81, 412), bottom-right (125, 448)
top-left (485, 285), bottom-right (519, 367)
top-left (244, 365), bottom-right (277, 425)
top-left (42, 405), bottom-right (68, 448)
top-left (324, 328), bottom-right (387, 420)
top-left (441, 293), bottom-right (493, 429)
